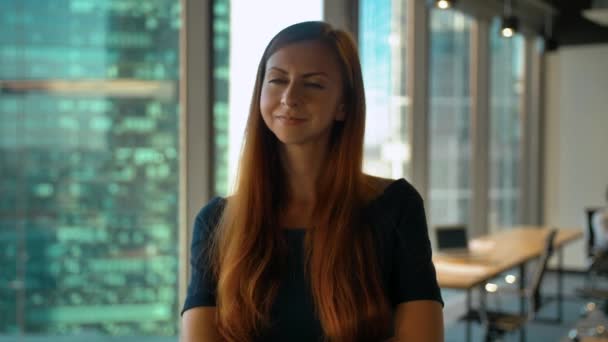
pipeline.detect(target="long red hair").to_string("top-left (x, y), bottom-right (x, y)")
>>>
top-left (208, 21), bottom-right (391, 341)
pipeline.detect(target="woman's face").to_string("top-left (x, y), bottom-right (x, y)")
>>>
top-left (260, 40), bottom-right (345, 147)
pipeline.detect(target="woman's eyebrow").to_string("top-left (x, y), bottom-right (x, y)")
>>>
top-left (267, 66), bottom-right (288, 74)
top-left (301, 72), bottom-right (328, 78)
top-left (267, 67), bottom-right (328, 78)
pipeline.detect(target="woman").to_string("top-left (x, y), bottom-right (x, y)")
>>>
top-left (181, 21), bottom-right (443, 341)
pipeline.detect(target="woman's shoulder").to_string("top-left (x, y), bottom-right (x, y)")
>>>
top-left (362, 174), bottom-right (422, 208)
top-left (194, 196), bottom-right (227, 233)
top-left (362, 175), bottom-right (428, 234)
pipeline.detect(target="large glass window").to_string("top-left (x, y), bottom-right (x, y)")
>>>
top-left (0, 0), bottom-right (180, 338)
top-left (214, 0), bottom-right (323, 196)
top-left (213, 0), bottom-right (230, 196)
top-left (359, 0), bottom-right (410, 179)
top-left (428, 9), bottom-right (472, 226)
top-left (489, 19), bottom-right (524, 229)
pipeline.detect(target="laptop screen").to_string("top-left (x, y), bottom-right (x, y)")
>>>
top-left (436, 226), bottom-right (468, 250)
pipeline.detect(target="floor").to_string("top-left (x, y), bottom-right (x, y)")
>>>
top-left (1, 271), bottom-right (605, 342)
top-left (442, 270), bottom-right (608, 342)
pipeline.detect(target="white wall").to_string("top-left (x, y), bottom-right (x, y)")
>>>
top-left (544, 44), bottom-right (608, 269)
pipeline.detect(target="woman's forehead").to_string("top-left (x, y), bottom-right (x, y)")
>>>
top-left (265, 40), bottom-right (342, 75)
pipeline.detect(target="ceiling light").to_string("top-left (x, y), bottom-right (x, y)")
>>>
top-left (430, 0), bottom-right (454, 10)
top-left (437, 0), bottom-right (451, 9)
top-left (500, 0), bottom-right (519, 38)
top-left (583, 0), bottom-right (608, 27)
top-left (501, 15), bottom-right (519, 38)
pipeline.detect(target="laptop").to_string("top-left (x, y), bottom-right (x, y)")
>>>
top-left (435, 224), bottom-right (471, 257)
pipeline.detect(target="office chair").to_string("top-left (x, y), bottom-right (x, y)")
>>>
top-left (576, 207), bottom-right (608, 305)
top-left (479, 229), bottom-right (558, 342)
top-left (585, 208), bottom-right (601, 260)
top-left (584, 207), bottom-right (608, 277)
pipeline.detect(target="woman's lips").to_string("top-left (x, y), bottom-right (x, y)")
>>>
top-left (276, 116), bottom-right (307, 125)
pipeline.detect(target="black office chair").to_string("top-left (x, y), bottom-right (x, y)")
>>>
top-left (479, 229), bottom-right (558, 342)
top-left (577, 207), bottom-right (608, 302)
top-left (585, 208), bottom-right (600, 260)
top-left (584, 207), bottom-right (608, 276)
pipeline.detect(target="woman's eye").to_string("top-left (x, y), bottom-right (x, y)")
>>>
top-left (304, 83), bottom-right (324, 89)
top-left (268, 79), bottom-right (286, 84)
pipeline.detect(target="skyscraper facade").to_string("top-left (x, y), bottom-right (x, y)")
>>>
top-left (212, 0), bottom-right (230, 196)
top-left (428, 9), bottom-right (473, 226)
top-left (360, 0), bottom-right (410, 181)
top-left (1, 0), bottom-right (181, 338)
top-left (360, 3), bottom-right (523, 230)
top-left (489, 18), bottom-right (524, 229)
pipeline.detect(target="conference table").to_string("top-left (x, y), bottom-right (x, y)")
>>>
top-left (433, 226), bottom-right (583, 341)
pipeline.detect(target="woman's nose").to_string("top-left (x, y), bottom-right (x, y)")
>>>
top-left (281, 84), bottom-right (299, 108)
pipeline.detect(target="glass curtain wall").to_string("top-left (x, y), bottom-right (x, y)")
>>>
top-left (213, 0), bottom-right (230, 196)
top-left (428, 9), bottom-right (472, 226)
top-left (0, 0), bottom-right (181, 339)
top-left (359, 0), bottom-right (410, 180)
top-left (489, 19), bottom-right (524, 229)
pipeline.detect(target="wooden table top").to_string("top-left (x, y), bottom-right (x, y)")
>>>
top-left (433, 226), bottom-right (583, 289)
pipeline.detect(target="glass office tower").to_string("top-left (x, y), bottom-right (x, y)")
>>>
top-left (428, 9), bottom-right (473, 226)
top-left (359, 0), bottom-right (410, 180)
top-left (360, 4), bottom-right (474, 226)
top-left (213, 0), bottom-right (230, 196)
top-left (0, 0), bottom-right (180, 338)
top-left (489, 18), bottom-right (524, 229)
top-left (359, 3), bottom-right (524, 230)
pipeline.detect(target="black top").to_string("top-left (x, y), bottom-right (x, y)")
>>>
top-left (182, 178), bottom-right (443, 341)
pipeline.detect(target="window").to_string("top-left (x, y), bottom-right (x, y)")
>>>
top-left (489, 18), bottom-right (524, 229)
top-left (0, 0), bottom-right (181, 338)
top-left (359, 0), bottom-right (410, 179)
top-left (213, 0), bottom-right (230, 196)
top-left (428, 9), bottom-right (472, 226)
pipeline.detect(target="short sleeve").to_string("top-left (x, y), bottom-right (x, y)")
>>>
top-left (181, 197), bottom-right (225, 315)
top-left (389, 186), bottom-right (444, 307)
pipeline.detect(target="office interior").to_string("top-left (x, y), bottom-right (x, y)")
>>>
top-left (1, 0), bottom-right (608, 341)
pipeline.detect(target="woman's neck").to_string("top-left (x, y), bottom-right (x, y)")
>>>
top-left (279, 143), bottom-right (329, 206)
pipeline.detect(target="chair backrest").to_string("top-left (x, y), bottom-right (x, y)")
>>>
top-left (528, 229), bottom-right (558, 318)
top-left (585, 207), bottom-right (601, 257)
